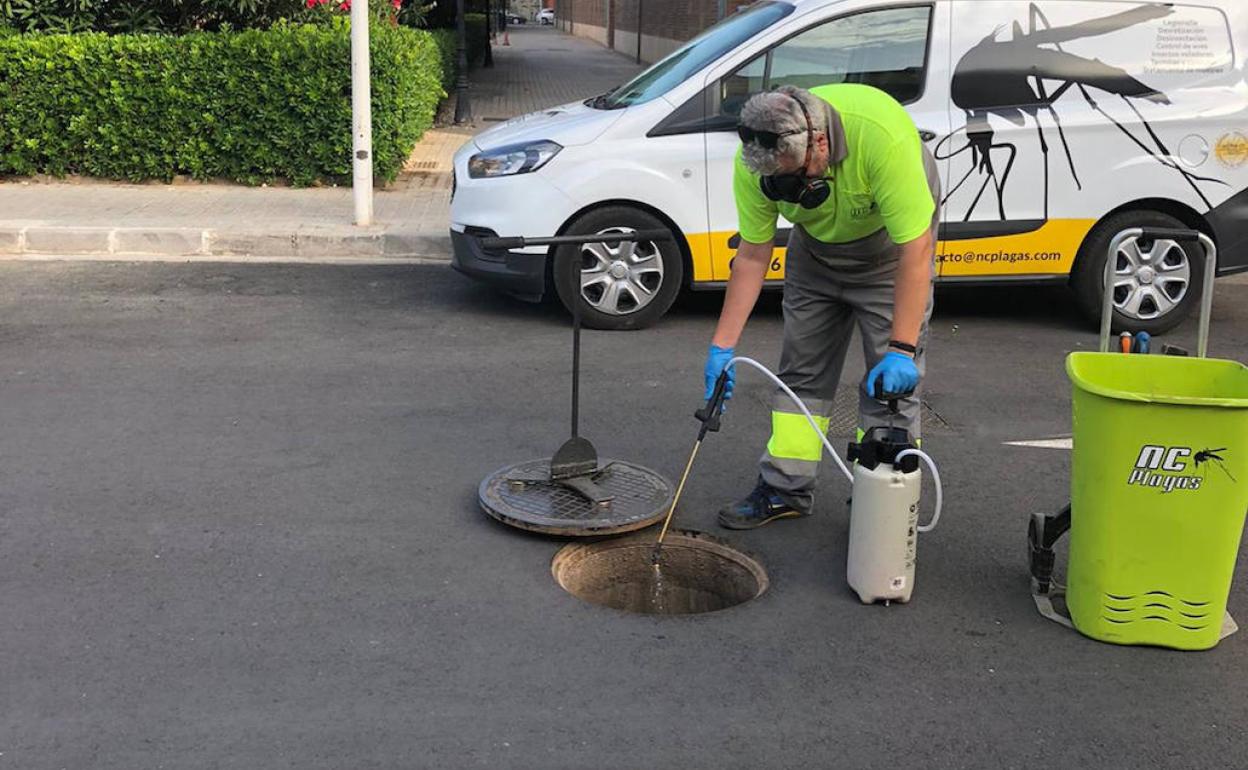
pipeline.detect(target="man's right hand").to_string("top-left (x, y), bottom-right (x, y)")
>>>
top-left (704, 345), bottom-right (736, 401)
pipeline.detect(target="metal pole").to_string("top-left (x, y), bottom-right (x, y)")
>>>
top-left (635, 0), bottom-right (642, 64)
top-left (1195, 233), bottom-right (1217, 359)
top-left (350, 0), bottom-right (373, 226)
top-left (570, 305), bottom-right (581, 438)
top-left (717, 0), bottom-right (726, 21)
top-left (483, 0), bottom-right (494, 67)
top-left (454, 0), bottom-right (473, 124)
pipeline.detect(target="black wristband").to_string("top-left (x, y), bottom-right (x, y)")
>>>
top-left (888, 339), bottom-right (917, 354)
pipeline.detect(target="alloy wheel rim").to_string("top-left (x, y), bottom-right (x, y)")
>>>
top-left (578, 227), bottom-right (664, 316)
top-left (1111, 233), bottom-right (1191, 321)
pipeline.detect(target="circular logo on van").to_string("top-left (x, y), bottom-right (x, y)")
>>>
top-left (1215, 132), bottom-right (1248, 169)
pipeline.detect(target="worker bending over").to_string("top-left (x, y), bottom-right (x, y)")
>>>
top-left (708, 84), bottom-right (941, 529)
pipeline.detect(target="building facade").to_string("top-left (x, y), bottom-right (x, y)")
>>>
top-left (553, 0), bottom-right (752, 63)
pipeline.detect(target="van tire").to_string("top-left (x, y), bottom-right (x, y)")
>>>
top-left (1071, 210), bottom-right (1205, 336)
top-left (551, 206), bottom-right (683, 331)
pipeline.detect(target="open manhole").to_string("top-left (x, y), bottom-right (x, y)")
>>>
top-left (552, 529), bottom-right (768, 615)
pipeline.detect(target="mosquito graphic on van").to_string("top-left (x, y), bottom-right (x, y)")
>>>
top-left (935, 2), bottom-right (1228, 222)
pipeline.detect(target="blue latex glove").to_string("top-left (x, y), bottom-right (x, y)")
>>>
top-left (704, 344), bottom-right (736, 401)
top-left (866, 351), bottom-right (919, 399)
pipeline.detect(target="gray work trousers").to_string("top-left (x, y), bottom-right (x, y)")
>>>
top-left (758, 155), bottom-right (940, 515)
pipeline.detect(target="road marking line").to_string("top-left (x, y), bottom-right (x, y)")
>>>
top-left (0, 254), bottom-right (451, 266)
top-left (1003, 437), bottom-right (1073, 450)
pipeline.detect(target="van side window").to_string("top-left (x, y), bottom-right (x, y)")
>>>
top-left (720, 55), bottom-right (766, 119)
top-left (718, 5), bottom-right (933, 121)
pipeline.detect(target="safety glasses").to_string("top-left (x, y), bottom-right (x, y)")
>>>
top-left (736, 124), bottom-right (803, 150)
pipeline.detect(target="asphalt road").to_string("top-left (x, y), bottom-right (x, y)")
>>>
top-left (2, 261), bottom-right (1246, 769)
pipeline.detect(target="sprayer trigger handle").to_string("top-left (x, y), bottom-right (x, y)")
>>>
top-left (694, 401), bottom-right (722, 432)
top-left (695, 369), bottom-right (731, 434)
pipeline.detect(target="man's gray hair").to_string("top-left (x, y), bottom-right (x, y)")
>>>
top-left (739, 85), bottom-right (826, 175)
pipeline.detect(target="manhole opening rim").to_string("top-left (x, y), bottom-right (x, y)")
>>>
top-left (551, 527), bottom-right (771, 599)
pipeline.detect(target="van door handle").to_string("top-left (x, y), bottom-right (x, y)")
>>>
top-left (918, 129), bottom-right (937, 142)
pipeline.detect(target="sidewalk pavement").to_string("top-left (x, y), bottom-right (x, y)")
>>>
top-left (0, 26), bottom-right (643, 262)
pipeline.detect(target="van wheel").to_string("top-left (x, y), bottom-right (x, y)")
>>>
top-left (551, 207), bottom-right (683, 331)
top-left (1071, 210), bottom-right (1205, 336)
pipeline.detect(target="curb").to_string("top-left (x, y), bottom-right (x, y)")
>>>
top-left (0, 224), bottom-right (453, 262)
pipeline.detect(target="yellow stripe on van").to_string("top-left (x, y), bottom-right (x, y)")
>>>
top-left (939, 219), bottom-right (1095, 277)
top-left (688, 231), bottom-right (787, 282)
top-left (686, 218), bottom-right (1096, 283)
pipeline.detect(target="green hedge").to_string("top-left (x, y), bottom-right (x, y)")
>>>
top-left (0, 0), bottom-right (310, 34)
top-left (0, 19), bottom-right (452, 185)
top-left (432, 27), bottom-right (456, 86)
top-left (425, 16), bottom-right (486, 70)
top-left (465, 12), bottom-right (487, 65)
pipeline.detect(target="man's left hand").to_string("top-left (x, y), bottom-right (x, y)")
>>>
top-left (866, 351), bottom-right (919, 398)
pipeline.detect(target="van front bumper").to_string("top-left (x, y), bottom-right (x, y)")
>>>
top-left (450, 228), bottom-right (549, 302)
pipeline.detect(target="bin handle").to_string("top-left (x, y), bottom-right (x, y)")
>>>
top-left (1099, 228), bottom-right (1217, 357)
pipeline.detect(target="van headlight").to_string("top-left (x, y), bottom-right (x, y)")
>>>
top-left (467, 140), bottom-right (562, 178)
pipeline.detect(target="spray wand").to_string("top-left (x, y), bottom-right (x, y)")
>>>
top-left (650, 368), bottom-right (731, 565)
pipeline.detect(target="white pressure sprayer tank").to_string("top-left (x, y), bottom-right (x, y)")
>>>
top-left (846, 427), bottom-right (923, 604)
top-left (717, 358), bottom-right (944, 604)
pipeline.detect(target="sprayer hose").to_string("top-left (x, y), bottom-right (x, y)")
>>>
top-left (725, 356), bottom-right (943, 533)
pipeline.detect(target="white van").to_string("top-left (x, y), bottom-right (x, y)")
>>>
top-left (450, 0), bottom-right (1248, 331)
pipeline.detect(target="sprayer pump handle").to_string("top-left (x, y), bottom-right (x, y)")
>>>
top-left (871, 383), bottom-right (915, 402)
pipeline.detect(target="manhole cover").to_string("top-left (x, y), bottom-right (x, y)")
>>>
top-left (553, 529), bottom-right (768, 615)
top-left (479, 458), bottom-right (674, 536)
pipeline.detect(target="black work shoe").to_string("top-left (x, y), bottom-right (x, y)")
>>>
top-left (717, 480), bottom-right (808, 530)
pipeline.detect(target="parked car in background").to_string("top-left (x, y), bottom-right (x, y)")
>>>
top-left (537, 8), bottom-right (555, 24)
top-left (452, 0), bottom-right (1248, 332)
top-left (505, 11), bottom-right (527, 24)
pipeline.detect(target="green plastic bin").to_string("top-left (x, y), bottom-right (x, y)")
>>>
top-left (1066, 353), bottom-right (1248, 649)
top-left (1027, 228), bottom-right (1248, 649)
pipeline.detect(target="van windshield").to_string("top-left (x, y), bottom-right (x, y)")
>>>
top-left (595, 1), bottom-right (795, 109)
